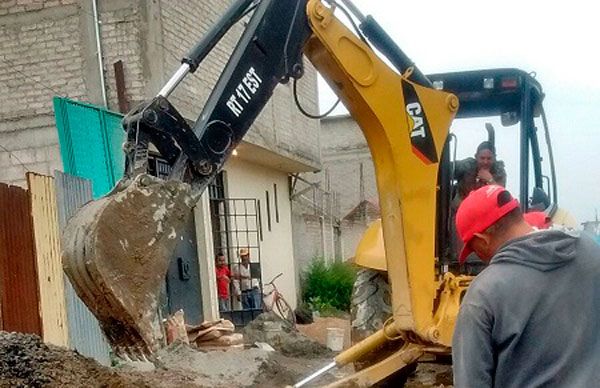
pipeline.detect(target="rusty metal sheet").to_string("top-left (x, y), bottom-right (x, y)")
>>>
top-left (54, 171), bottom-right (111, 365)
top-left (27, 173), bottom-right (69, 347)
top-left (0, 183), bottom-right (42, 335)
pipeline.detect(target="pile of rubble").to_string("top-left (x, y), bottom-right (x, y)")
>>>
top-left (242, 312), bottom-right (333, 358)
top-left (0, 331), bottom-right (136, 387)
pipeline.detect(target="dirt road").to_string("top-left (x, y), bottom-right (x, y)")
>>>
top-left (0, 314), bottom-right (452, 387)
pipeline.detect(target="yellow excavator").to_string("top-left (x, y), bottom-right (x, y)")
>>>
top-left (61, 0), bottom-right (564, 386)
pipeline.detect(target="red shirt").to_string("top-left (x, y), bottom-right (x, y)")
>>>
top-left (216, 266), bottom-right (230, 298)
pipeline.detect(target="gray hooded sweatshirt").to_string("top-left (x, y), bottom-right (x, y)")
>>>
top-left (452, 230), bottom-right (600, 388)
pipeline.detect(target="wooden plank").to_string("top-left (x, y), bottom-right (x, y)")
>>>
top-left (0, 183), bottom-right (43, 335)
top-left (114, 60), bottom-right (129, 113)
top-left (27, 173), bottom-right (69, 347)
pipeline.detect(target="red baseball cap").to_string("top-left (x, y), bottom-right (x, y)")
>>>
top-left (456, 185), bottom-right (520, 263)
top-left (523, 211), bottom-right (551, 229)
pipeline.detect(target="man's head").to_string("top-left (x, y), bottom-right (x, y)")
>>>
top-left (239, 248), bottom-right (250, 264)
top-left (475, 141), bottom-right (496, 170)
top-left (216, 252), bottom-right (226, 267)
top-left (456, 185), bottom-right (532, 263)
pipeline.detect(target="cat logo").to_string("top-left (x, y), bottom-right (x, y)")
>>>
top-left (401, 80), bottom-right (438, 164)
top-left (406, 102), bottom-right (427, 139)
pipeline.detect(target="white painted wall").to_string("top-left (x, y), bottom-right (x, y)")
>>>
top-left (223, 157), bottom-right (298, 309)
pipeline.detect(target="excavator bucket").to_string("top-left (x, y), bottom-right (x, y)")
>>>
top-left (62, 174), bottom-right (195, 354)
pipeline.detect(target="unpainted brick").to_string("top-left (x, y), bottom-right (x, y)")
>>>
top-left (1, 0), bottom-right (17, 9)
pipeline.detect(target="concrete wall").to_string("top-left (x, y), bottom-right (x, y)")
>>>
top-left (317, 115), bottom-right (377, 217)
top-left (292, 212), bottom-right (338, 270)
top-left (0, 0), bottom-right (320, 188)
top-left (224, 155), bottom-right (298, 308)
top-left (292, 115), bottom-right (380, 265)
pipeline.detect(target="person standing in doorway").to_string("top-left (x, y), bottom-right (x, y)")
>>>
top-left (215, 252), bottom-right (231, 312)
top-left (233, 248), bottom-right (261, 310)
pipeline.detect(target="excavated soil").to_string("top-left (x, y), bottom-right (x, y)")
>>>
top-left (0, 331), bottom-right (138, 387)
top-left (242, 312), bottom-right (334, 358)
top-left (0, 330), bottom-right (336, 388)
top-left (0, 316), bottom-right (453, 388)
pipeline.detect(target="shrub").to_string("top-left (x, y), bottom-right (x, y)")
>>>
top-left (302, 258), bottom-right (356, 313)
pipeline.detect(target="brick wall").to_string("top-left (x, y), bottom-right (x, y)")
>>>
top-left (99, 1), bottom-right (145, 111)
top-left (0, 0), bottom-right (83, 186)
top-left (291, 212), bottom-right (339, 273)
top-left (316, 115), bottom-right (378, 217)
top-left (0, 0), bottom-right (320, 187)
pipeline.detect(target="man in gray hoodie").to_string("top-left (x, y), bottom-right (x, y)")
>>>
top-left (452, 185), bottom-right (600, 388)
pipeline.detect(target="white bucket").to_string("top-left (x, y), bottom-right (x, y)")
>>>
top-left (326, 327), bottom-right (345, 351)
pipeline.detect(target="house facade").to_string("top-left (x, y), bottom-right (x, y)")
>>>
top-left (0, 0), bottom-right (320, 322)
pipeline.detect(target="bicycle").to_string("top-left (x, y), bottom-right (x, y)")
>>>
top-left (262, 273), bottom-right (296, 328)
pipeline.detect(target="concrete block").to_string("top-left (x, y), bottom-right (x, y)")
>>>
top-left (11, 148), bottom-right (36, 165)
top-left (0, 165), bottom-right (27, 183)
top-left (34, 146), bottom-right (48, 162)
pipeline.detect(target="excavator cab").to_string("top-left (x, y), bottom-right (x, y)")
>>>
top-left (353, 69), bottom-right (559, 275)
top-left (431, 68), bottom-right (558, 273)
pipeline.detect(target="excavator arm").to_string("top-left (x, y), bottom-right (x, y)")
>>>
top-left (62, 0), bottom-right (465, 382)
top-left (120, 0), bottom-right (312, 195)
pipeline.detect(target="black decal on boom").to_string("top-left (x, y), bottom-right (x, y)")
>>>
top-left (401, 80), bottom-right (438, 164)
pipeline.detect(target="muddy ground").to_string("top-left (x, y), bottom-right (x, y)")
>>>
top-left (0, 314), bottom-right (453, 387)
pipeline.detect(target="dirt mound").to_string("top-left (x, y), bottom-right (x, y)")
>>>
top-left (0, 331), bottom-right (137, 387)
top-left (149, 342), bottom-right (270, 387)
top-left (242, 312), bottom-right (333, 358)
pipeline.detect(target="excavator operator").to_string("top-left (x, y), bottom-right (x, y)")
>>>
top-left (454, 140), bottom-right (507, 204)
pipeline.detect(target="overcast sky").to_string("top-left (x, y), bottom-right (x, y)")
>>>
top-left (317, 0), bottom-right (600, 223)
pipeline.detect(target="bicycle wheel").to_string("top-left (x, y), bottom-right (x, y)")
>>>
top-left (274, 295), bottom-right (296, 328)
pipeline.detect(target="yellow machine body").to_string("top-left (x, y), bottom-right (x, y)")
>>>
top-left (305, 0), bottom-right (458, 343)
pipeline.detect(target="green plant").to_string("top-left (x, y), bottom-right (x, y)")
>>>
top-left (302, 258), bottom-right (356, 313)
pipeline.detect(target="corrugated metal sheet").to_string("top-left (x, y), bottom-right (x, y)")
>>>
top-left (27, 173), bottom-right (69, 347)
top-left (0, 183), bottom-right (42, 335)
top-left (55, 171), bottom-right (111, 365)
top-left (53, 97), bottom-right (125, 198)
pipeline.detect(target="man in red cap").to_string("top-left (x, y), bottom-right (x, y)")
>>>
top-left (452, 185), bottom-right (600, 388)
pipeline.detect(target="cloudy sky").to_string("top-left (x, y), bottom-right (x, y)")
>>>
top-left (317, 0), bottom-right (600, 223)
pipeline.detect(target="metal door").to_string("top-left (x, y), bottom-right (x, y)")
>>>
top-left (165, 212), bottom-right (203, 325)
top-left (209, 175), bottom-right (263, 327)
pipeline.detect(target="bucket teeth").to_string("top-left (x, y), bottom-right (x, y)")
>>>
top-left (62, 174), bottom-right (195, 353)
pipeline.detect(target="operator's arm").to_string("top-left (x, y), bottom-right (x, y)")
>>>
top-left (452, 302), bottom-right (495, 388)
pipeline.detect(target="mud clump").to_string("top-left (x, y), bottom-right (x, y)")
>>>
top-left (242, 312), bottom-right (333, 358)
top-left (0, 331), bottom-right (137, 387)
